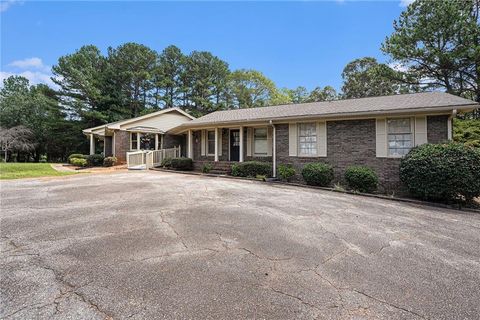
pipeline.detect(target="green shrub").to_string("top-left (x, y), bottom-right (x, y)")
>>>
top-left (70, 158), bottom-right (87, 167)
top-left (68, 153), bottom-right (86, 161)
top-left (231, 161), bottom-right (272, 177)
top-left (161, 157), bottom-right (172, 168)
top-left (170, 157), bottom-right (193, 171)
top-left (86, 154), bottom-right (104, 166)
top-left (39, 155), bottom-right (47, 163)
top-left (103, 156), bottom-right (117, 167)
top-left (278, 164), bottom-right (296, 182)
top-left (202, 163), bottom-right (213, 173)
top-left (400, 143), bottom-right (480, 202)
top-left (301, 162), bottom-right (334, 187)
top-left (344, 166), bottom-right (378, 193)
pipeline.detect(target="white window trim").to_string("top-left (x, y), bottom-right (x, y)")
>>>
top-left (130, 132), bottom-right (139, 151)
top-left (207, 130), bottom-right (215, 156)
top-left (297, 122), bottom-right (318, 157)
top-left (386, 117), bottom-right (414, 158)
top-left (253, 127), bottom-right (268, 157)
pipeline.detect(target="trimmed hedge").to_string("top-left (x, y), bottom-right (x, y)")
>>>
top-left (202, 163), bottom-right (213, 173)
top-left (231, 161), bottom-right (272, 177)
top-left (87, 154), bottom-right (104, 166)
top-left (160, 157), bottom-right (172, 168)
top-left (68, 153), bottom-right (86, 161)
top-left (70, 158), bottom-right (87, 167)
top-left (400, 143), bottom-right (480, 202)
top-left (278, 163), bottom-right (296, 182)
top-left (344, 166), bottom-right (378, 193)
top-left (170, 157), bottom-right (193, 171)
top-left (301, 162), bottom-right (334, 187)
top-left (103, 156), bottom-right (117, 167)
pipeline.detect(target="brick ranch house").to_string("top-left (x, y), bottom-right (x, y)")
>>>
top-left (84, 92), bottom-right (478, 192)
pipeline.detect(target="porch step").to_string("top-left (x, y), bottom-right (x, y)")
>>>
top-left (193, 161), bottom-right (233, 174)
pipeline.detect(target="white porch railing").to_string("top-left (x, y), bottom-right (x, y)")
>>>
top-left (127, 146), bottom-right (181, 170)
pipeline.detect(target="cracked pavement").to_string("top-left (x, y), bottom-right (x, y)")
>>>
top-left (1, 171), bottom-right (480, 319)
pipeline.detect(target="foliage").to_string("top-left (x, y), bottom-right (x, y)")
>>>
top-left (400, 143), bottom-right (480, 202)
top-left (454, 118), bottom-right (480, 147)
top-left (169, 157), bottom-right (193, 171)
top-left (382, 0), bottom-right (480, 108)
top-left (86, 154), bottom-right (104, 166)
top-left (103, 156), bottom-right (117, 167)
top-left (305, 86), bottom-right (338, 102)
top-left (0, 163), bottom-right (76, 180)
top-left (0, 126), bottom-right (36, 162)
top-left (68, 153), bottom-right (87, 161)
top-left (0, 76), bottom-right (87, 161)
top-left (231, 161), bottom-right (272, 178)
top-left (301, 163), bottom-right (334, 187)
top-left (202, 163), bottom-right (213, 173)
top-left (341, 57), bottom-right (418, 99)
top-left (160, 157), bottom-right (172, 167)
top-left (39, 155), bottom-right (47, 163)
top-left (277, 163), bottom-right (296, 182)
top-left (70, 158), bottom-right (88, 167)
top-left (344, 166), bottom-right (378, 193)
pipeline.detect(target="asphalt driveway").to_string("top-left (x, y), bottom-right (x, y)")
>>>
top-left (1, 171), bottom-right (480, 319)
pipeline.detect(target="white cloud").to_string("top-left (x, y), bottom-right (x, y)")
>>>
top-left (9, 57), bottom-right (43, 69)
top-left (0, 70), bottom-right (55, 87)
top-left (0, 0), bottom-right (23, 13)
top-left (399, 0), bottom-right (415, 7)
top-left (1, 57), bottom-right (56, 88)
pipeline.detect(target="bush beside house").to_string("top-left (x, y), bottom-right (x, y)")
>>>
top-left (400, 143), bottom-right (480, 202)
top-left (103, 156), bottom-right (117, 167)
top-left (231, 161), bottom-right (272, 178)
top-left (301, 163), bottom-right (334, 187)
top-left (277, 164), bottom-right (296, 182)
top-left (70, 158), bottom-right (87, 167)
top-left (344, 166), bottom-right (378, 193)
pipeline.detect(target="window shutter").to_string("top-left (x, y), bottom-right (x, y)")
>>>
top-left (267, 127), bottom-right (273, 156)
top-left (376, 118), bottom-right (387, 158)
top-left (316, 121), bottom-right (327, 157)
top-left (217, 129), bottom-right (222, 156)
top-left (288, 123), bottom-right (297, 156)
top-left (246, 128), bottom-right (253, 156)
top-left (201, 130), bottom-right (206, 156)
top-left (414, 116), bottom-right (427, 146)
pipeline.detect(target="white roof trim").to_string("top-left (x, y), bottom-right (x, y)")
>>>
top-left (82, 108), bottom-right (195, 133)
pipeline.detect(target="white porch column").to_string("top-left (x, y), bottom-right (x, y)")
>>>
top-left (187, 130), bottom-right (193, 158)
top-left (136, 132), bottom-right (140, 150)
top-left (160, 134), bottom-right (164, 149)
top-left (89, 134), bottom-right (95, 155)
top-left (239, 126), bottom-right (244, 162)
top-left (214, 127), bottom-right (219, 162)
top-left (155, 134), bottom-right (159, 150)
top-left (272, 125), bottom-right (276, 178)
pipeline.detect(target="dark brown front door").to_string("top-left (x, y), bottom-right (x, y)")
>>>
top-left (230, 130), bottom-right (240, 161)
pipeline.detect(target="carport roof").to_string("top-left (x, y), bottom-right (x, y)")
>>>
top-left (174, 92), bottom-right (478, 129)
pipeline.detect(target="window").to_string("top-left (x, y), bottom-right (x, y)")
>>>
top-left (254, 128), bottom-right (267, 155)
top-left (298, 123), bottom-right (317, 156)
top-left (131, 133), bottom-right (138, 150)
top-left (387, 118), bottom-right (412, 156)
top-left (207, 130), bottom-right (215, 155)
top-left (140, 133), bottom-right (156, 150)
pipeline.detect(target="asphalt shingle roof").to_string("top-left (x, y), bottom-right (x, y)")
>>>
top-left (181, 92), bottom-right (477, 127)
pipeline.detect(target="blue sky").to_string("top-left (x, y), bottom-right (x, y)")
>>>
top-left (1, 0), bottom-right (413, 91)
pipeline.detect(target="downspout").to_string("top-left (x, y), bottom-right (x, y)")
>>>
top-left (269, 120), bottom-right (276, 178)
top-left (448, 109), bottom-right (457, 140)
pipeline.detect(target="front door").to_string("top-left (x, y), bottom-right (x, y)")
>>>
top-left (230, 130), bottom-right (240, 161)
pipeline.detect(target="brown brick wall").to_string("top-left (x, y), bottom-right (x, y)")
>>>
top-left (114, 130), bottom-right (130, 163)
top-left (104, 136), bottom-right (113, 157)
top-left (163, 134), bottom-right (185, 156)
top-left (275, 120), bottom-right (403, 193)
top-left (427, 115), bottom-right (449, 144)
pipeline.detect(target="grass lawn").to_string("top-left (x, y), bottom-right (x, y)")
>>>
top-left (0, 163), bottom-right (77, 180)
